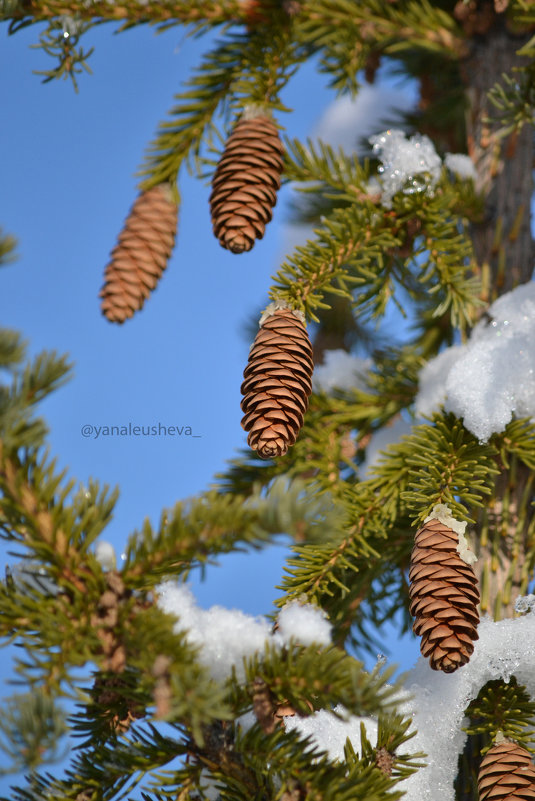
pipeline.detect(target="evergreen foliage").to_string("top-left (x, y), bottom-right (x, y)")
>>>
top-left (1, 2), bottom-right (535, 800)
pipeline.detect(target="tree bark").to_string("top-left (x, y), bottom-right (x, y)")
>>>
top-left (461, 12), bottom-right (534, 620)
top-left (462, 13), bottom-right (534, 295)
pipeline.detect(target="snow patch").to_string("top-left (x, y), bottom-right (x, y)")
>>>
top-left (277, 601), bottom-right (332, 646)
top-left (284, 705), bottom-right (378, 761)
top-left (415, 283), bottom-right (535, 441)
top-left (399, 611), bottom-right (535, 801)
top-left (157, 584), bottom-right (332, 682)
top-left (444, 153), bottom-right (477, 181)
top-left (313, 349), bottom-right (371, 394)
top-left (369, 129), bottom-right (442, 208)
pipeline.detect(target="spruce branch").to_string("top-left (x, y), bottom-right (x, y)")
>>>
top-left (487, 64), bottom-right (535, 137)
top-left (299, 0), bottom-right (466, 60)
top-left (0, 227), bottom-right (17, 265)
top-left (139, 26), bottom-right (301, 188)
top-left (31, 16), bottom-right (94, 91)
top-left (397, 414), bottom-right (501, 524)
top-left (0, 688), bottom-right (68, 775)
top-left (123, 477), bottom-right (345, 585)
top-left (2, 0), bottom-right (249, 27)
top-left (463, 678), bottom-right (535, 750)
top-left (235, 640), bottom-right (403, 720)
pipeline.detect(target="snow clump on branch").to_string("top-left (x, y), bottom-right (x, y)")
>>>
top-left (369, 129), bottom-right (476, 207)
top-left (416, 282), bottom-right (535, 441)
top-left (369, 129), bottom-right (442, 208)
top-left (399, 607), bottom-right (535, 801)
top-left (157, 582), bottom-right (332, 682)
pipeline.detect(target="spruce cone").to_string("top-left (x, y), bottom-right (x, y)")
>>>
top-left (409, 506), bottom-right (479, 673)
top-left (478, 740), bottom-right (535, 801)
top-left (241, 302), bottom-right (313, 459)
top-left (100, 183), bottom-right (178, 323)
top-left (210, 112), bottom-right (284, 253)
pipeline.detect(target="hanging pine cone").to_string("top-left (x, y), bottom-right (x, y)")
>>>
top-left (478, 739), bottom-right (535, 801)
top-left (210, 111), bottom-right (284, 253)
top-left (241, 302), bottom-right (313, 459)
top-left (409, 504), bottom-right (480, 673)
top-left (100, 183), bottom-right (178, 323)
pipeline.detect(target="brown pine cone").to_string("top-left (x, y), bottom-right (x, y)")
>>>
top-left (100, 183), bottom-right (178, 323)
top-left (241, 302), bottom-right (313, 459)
top-left (478, 740), bottom-right (535, 801)
top-left (409, 505), bottom-right (479, 673)
top-left (210, 111), bottom-right (284, 253)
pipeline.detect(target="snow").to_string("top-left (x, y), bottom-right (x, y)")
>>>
top-left (444, 153), bottom-right (477, 181)
top-left (276, 601), bottom-right (332, 647)
top-left (94, 540), bottom-right (116, 570)
top-left (369, 129), bottom-right (442, 208)
top-left (422, 503), bottom-right (478, 565)
top-left (284, 705), bottom-right (378, 761)
top-left (157, 583), bottom-right (332, 682)
top-left (312, 349), bottom-right (372, 394)
top-left (515, 594), bottom-right (535, 613)
top-left (414, 346), bottom-right (466, 418)
top-left (415, 282), bottom-right (535, 441)
top-left (160, 581), bottom-right (535, 801)
top-left (399, 610), bottom-right (535, 801)
top-left (277, 607), bottom-right (535, 801)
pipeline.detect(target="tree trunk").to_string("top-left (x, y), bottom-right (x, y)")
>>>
top-left (463, 12), bottom-right (534, 296)
top-left (461, 13), bottom-right (534, 619)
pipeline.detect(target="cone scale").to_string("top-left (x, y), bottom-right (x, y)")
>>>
top-left (478, 739), bottom-right (535, 801)
top-left (100, 183), bottom-right (178, 323)
top-left (409, 505), bottom-right (480, 673)
top-left (210, 111), bottom-right (284, 253)
top-left (241, 302), bottom-right (313, 459)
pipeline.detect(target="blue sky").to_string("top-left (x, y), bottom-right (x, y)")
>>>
top-left (0, 18), bottom-right (421, 784)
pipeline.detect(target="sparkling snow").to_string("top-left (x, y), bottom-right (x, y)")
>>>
top-left (161, 582), bottom-right (535, 801)
top-left (399, 610), bottom-right (535, 801)
top-left (284, 705), bottom-right (378, 760)
top-left (157, 583), bottom-right (332, 682)
top-left (415, 283), bottom-right (535, 441)
top-left (369, 129), bottom-right (442, 208)
top-left (279, 608), bottom-right (535, 801)
top-left (312, 349), bottom-right (372, 394)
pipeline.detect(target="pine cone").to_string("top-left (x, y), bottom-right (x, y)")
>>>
top-left (409, 509), bottom-right (479, 673)
top-left (478, 740), bottom-right (535, 801)
top-left (241, 302), bottom-right (313, 459)
top-left (100, 183), bottom-right (178, 323)
top-left (210, 112), bottom-right (284, 253)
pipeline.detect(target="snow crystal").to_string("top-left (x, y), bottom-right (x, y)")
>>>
top-left (399, 611), bottom-right (535, 801)
top-left (312, 349), bottom-right (371, 394)
top-left (260, 300), bottom-right (305, 326)
top-left (415, 282), bottom-right (535, 441)
top-left (515, 594), bottom-right (535, 614)
top-left (361, 416), bottom-right (413, 476)
top-left (276, 601), bottom-right (332, 646)
top-left (444, 153), bottom-right (477, 181)
top-left (94, 540), bottom-right (116, 570)
top-left (157, 583), bottom-right (332, 682)
top-left (369, 129), bottom-right (442, 208)
top-left (284, 705), bottom-right (378, 761)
